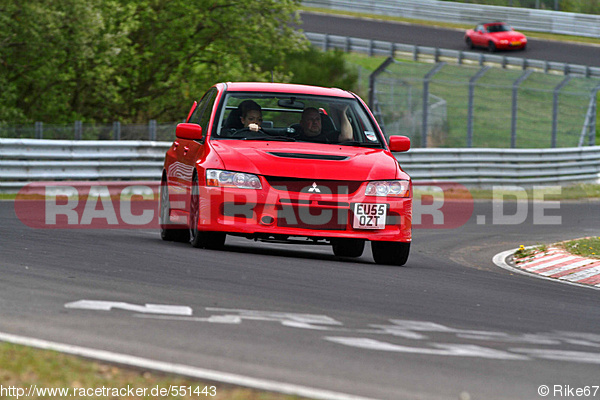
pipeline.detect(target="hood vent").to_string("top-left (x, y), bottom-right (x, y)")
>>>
top-left (268, 152), bottom-right (349, 161)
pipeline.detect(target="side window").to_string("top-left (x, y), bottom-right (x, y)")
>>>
top-left (189, 89), bottom-right (217, 136)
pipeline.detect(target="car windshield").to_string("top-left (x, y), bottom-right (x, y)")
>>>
top-left (212, 92), bottom-right (384, 147)
top-left (487, 24), bottom-right (510, 33)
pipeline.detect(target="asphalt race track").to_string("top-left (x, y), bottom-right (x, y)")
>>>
top-left (2, 197), bottom-right (600, 400)
top-left (299, 12), bottom-right (600, 67)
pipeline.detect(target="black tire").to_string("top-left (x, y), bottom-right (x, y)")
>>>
top-left (159, 180), bottom-right (190, 243)
top-left (371, 241), bottom-right (410, 266)
top-left (488, 41), bottom-right (496, 53)
top-left (189, 174), bottom-right (226, 249)
top-left (465, 38), bottom-right (473, 49)
top-left (332, 238), bottom-right (365, 258)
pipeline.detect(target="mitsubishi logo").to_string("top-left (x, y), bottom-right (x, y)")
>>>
top-left (308, 182), bottom-right (321, 193)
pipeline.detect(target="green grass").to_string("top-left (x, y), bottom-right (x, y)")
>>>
top-left (514, 243), bottom-right (549, 260)
top-left (514, 237), bottom-right (600, 264)
top-left (560, 236), bottom-right (600, 259)
top-left (0, 342), bottom-right (307, 400)
top-left (412, 183), bottom-right (600, 200)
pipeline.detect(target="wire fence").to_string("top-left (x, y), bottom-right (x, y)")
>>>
top-left (0, 121), bottom-right (178, 142)
top-left (371, 58), bottom-right (600, 148)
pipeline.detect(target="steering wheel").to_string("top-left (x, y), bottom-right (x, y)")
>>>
top-left (229, 126), bottom-right (268, 138)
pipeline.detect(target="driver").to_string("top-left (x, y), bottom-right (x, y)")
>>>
top-left (239, 100), bottom-right (262, 132)
top-left (297, 107), bottom-right (352, 143)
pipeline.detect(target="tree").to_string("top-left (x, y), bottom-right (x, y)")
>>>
top-left (0, 0), bottom-right (306, 124)
top-left (0, 0), bottom-right (360, 125)
top-left (108, 0), bottom-right (306, 122)
top-left (0, 0), bottom-right (133, 123)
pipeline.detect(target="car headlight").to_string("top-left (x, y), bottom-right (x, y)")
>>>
top-left (206, 169), bottom-right (262, 189)
top-left (365, 180), bottom-right (410, 197)
top-left (500, 40), bottom-right (509, 44)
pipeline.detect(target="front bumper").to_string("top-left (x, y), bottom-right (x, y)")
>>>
top-left (196, 185), bottom-right (412, 242)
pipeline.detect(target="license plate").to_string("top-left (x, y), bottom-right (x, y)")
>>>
top-left (352, 203), bottom-right (387, 229)
top-left (511, 41), bottom-right (521, 46)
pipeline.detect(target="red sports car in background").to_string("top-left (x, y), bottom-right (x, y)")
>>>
top-left (160, 82), bottom-right (413, 266)
top-left (465, 22), bottom-right (527, 52)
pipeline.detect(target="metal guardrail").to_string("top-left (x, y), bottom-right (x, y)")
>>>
top-left (1, 139), bottom-right (599, 192)
top-left (302, 0), bottom-right (600, 38)
top-left (0, 139), bottom-right (168, 191)
top-left (305, 32), bottom-right (600, 78)
top-left (397, 147), bottom-right (600, 184)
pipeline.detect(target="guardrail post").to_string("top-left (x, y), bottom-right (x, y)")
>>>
top-left (323, 34), bottom-right (329, 51)
top-left (422, 62), bottom-right (446, 148)
top-left (590, 85), bottom-right (600, 146)
top-left (589, 97), bottom-right (597, 146)
top-left (552, 76), bottom-right (571, 148)
top-left (149, 119), bottom-right (157, 141)
top-left (467, 66), bottom-right (490, 148)
top-left (35, 122), bottom-right (43, 139)
top-left (580, 84), bottom-right (600, 147)
top-left (113, 121), bottom-right (121, 140)
top-left (511, 70), bottom-right (533, 148)
top-left (74, 120), bottom-right (82, 140)
top-left (413, 45), bottom-right (419, 62)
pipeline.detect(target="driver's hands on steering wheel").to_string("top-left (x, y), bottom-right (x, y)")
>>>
top-left (248, 123), bottom-right (260, 132)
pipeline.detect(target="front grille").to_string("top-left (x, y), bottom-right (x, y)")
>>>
top-left (277, 205), bottom-right (348, 231)
top-left (265, 177), bottom-right (362, 195)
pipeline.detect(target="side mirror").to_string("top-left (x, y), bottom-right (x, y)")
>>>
top-left (176, 123), bottom-right (203, 140)
top-left (388, 135), bottom-right (410, 152)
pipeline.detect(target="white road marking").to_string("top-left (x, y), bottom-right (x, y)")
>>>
top-left (325, 337), bottom-right (528, 360)
top-left (538, 259), bottom-right (594, 276)
top-left (511, 348), bottom-right (600, 364)
top-left (522, 255), bottom-right (578, 272)
top-left (64, 300), bottom-right (193, 316)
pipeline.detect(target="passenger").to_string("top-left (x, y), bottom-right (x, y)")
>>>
top-left (297, 106), bottom-right (352, 143)
top-left (239, 100), bottom-right (262, 132)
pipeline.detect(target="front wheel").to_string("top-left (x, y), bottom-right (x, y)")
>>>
top-left (189, 174), bottom-right (226, 249)
top-left (371, 241), bottom-right (410, 266)
top-left (465, 37), bottom-right (473, 49)
top-left (488, 41), bottom-right (496, 53)
top-left (160, 180), bottom-right (190, 243)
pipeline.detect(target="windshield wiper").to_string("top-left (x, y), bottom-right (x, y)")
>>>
top-left (338, 141), bottom-right (382, 148)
